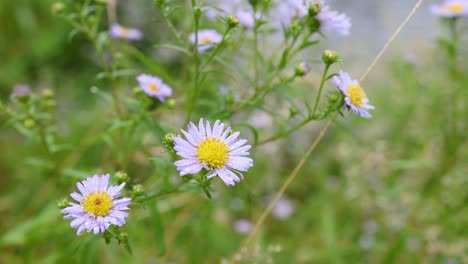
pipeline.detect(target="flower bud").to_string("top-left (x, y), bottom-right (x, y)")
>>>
top-left (194, 7), bottom-right (202, 19)
top-left (289, 106), bottom-right (298, 117)
top-left (115, 171), bottom-right (129, 184)
top-left (294, 61), bottom-right (311, 76)
top-left (51, 2), bottom-right (65, 14)
top-left (23, 119), bottom-right (36, 129)
top-left (322, 49), bottom-right (339, 65)
top-left (162, 132), bottom-right (176, 152)
top-left (308, 1), bottom-right (322, 17)
top-left (133, 86), bottom-right (143, 95)
top-left (226, 15), bottom-right (239, 29)
top-left (57, 198), bottom-right (69, 209)
top-left (166, 98), bottom-right (175, 108)
top-left (117, 232), bottom-right (128, 244)
top-left (42, 89), bottom-right (55, 99)
top-left (132, 184), bottom-right (144, 197)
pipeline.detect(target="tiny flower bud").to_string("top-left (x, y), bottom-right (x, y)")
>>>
top-left (57, 198), bottom-right (69, 209)
top-left (132, 184), bottom-right (144, 196)
top-left (166, 98), bottom-right (175, 108)
top-left (308, 1), bottom-right (322, 17)
top-left (45, 99), bottom-right (57, 109)
top-left (115, 171), bottom-right (129, 184)
top-left (133, 86), bottom-right (143, 95)
top-left (322, 49), bottom-right (339, 65)
top-left (226, 15), bottom-right (239, 29)
top-left (294, 61), bottom-right (312, 76)
top-left (194, 7), bottom-right (202, 19)
top-left (117, 232), bottom-right (128, 244)
top-left (23, 119), bottom-right (36, 129)
top-left (42, 89), bottom-right (55, 99)
top-left (225, 94), bottom-right (235, 105)
top-left (289, 106), bottom-right (298, 117)
top-left (162, 132), bottom-right (176, 152)
top-left (51, 2), bottom-right (65, 14)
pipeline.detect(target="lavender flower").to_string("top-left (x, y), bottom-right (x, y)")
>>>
top-left (431, 0), bottom-right (468, 17)
top-left (189, 29), bottom-right (222, 53)
top-left (332, 70), bottom-right (374, 118)
top-left (110, 23), bottom-right (143, 40)
top-left (137, 74), bottom-right (173, 102)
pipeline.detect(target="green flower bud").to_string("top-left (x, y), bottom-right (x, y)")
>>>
top-left (23, 119), bottom-right (36, 129)
top-left (194, 7), bottom-right (202, 19)
top-left (322, 49), bottom-right (339, 65)
top-left (308, 1), bottom-right (322, 17)
top-left (132, 184), bottom-right (144, 197)
top-left (51, 2), bottom-right (65, 14)
top-left (42, 89), bottom-right (55, 99)
top-left (45, 99), bottom-right (57, 109)
top-left (162, 132), bottom-right (176, 152)
top-left (166, 98), bottom-right (175, 108)
top-left (117, 232), bottom-right (128, 244)
top-left (294, 61), bottom-right (311, 76)
top-left (226, 15), bottom-right (239, 29)
top-left (57, 198), bottom-right (69, 209)
top-left (115, 171), bottom-right (129, 184)
top-left (289, 106), bottom-right (299, 117)
top-left (133, 87), bottom-right (143, 95)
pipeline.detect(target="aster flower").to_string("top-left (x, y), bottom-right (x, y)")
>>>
top-left (316, 3), bottom-right (351, 36)
top-left (205, 0), bottom-right (255, 28)
top-left (272, 196), bottom-right (295, 220)
top-left (110, 23), bottom-right (143, 40)
top-left (12, 84), bottom-right (31, 98)
top-left (189, 29), bottom-right (222, 53)
top-left (332, 70), bottom-right (374, 118)
top-left (61, 174), bottom-right (131, 236)
top-left (233, 219), bottom-right (253, 234)
top-left (431, 0), bottom-right (468, 17)
top-left (137, 74), bottom-right (173, 102)
top-left (173, 118), bottom-right (253, 186)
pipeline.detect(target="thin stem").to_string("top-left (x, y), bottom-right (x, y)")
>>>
top-left (185, 0), bottom-right (200, 124)
top-left (311, 64), bottom-right (331, 116)
top-left (253, 6), bottom-right (259, 90)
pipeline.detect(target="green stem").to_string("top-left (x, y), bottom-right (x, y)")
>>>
top-left (253, 7), bottom-right (259, 90)
top-left (311, 64), bottom-right (332, 116)
top-left (185, 0), bottom-right (200, 124)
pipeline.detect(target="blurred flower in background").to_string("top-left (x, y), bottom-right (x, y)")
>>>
top-left (316, 2), bottom-right (351, 36)
top-left (430, 0), bottom-right (468, 17)
top-left (271, 196), bottom-right (295, 220)
top-left (233, 218), bottom-right (253, 235)
top-left (189, 29), bottom-right (222, 53)
top-left (12, 84), bottom-right (31, 98)
top-left (110, 23), bottom-right (143, 40)
top-left (137, 74), bottom-right (173, 102)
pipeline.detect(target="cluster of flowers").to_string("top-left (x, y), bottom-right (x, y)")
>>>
top-left (61, 0), bottom-right (379, 236)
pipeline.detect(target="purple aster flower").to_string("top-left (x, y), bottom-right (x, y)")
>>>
top-left (12, 84), bottom-right (31, 98)
top-left (189, 29), bottom-right (222, 53)
top-left (110, 23), bottom-right (143, 40)
top-left (332, 70), bottom-right (374, 118)
top-left (316, 2), bottom-right (351, 36)
top-left (137, 74), bottom-right (173, 102)
top-left (173, 118), bottom-right (253, 186)
top-left (61, 174), bottom-right (131, 236)
top-left (430, 0), bottom-right (468, 17)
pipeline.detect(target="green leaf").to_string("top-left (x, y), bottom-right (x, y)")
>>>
top-left (154, 43), bottom-right (191, 56)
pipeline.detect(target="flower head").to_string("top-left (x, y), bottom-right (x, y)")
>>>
top-left (189, 29), bottom-right (222, 53)
top-left (332, 70), bottom-right (374, 118)
top-left (110, 23), bottom-right (143, 40)
top-left (173, 118), bottom-right (253, 186)
top-left (137, 74), bottom-right (173, 102)
top-left (431, 0), bottom-right (468, 17)
top-left (272, 196), bottom-right (295, 220)
top-left (61, 174), bottom-right (131, 235)
top-left (12, 84), bottom-right (31, 98)
top-left (316, 3), bottom-right (351, 36)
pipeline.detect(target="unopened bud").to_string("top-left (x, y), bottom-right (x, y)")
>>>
top-left (322, 49), bottom-right (339, 65)
top-left (13, 84), bottom-right (31, 101)
top-left (226, 15), bottom-right (239, 29)
top-left (163, 132), bottom-right (176, 151)
top-left (42, 89), bottom-right (55, 99)
top-left (294, 61), bottom-right (311, 76)
top-left (166, 98), bottom-right (175, 108)
top-left (117, 232), bottom-right (128, 244)
top-left (132, 184), bottom-right (144, 196)
top-left (24, 119), bottom-right (36, 129)
top-left (57, 198), bottom-right (69, 209)
top-left (289, 106), bottom-right (298, 117)
top-left (115, 171), bottom-right (129, 184)
top-left (308, 1), bottom-right (322, 16)
top-left (51, 2), bottom-right (65, 14)
top-left (133, 87), bottom-right (143, 95)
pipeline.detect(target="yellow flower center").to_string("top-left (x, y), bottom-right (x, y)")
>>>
top-left (346, 84), bottom-right (366, 106)
top-left (120, 27), bottom-right (130, 38)
top-left (444, 3), bottom-right (465, 13)
top-left (83, 192), bottom-right (113, 216)
top-left (196, 137), bottom-right (229, 169)
top-left (148, 83), bottom-right (159, 92)
top-left (200, 36), bottom-right (213, 45)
